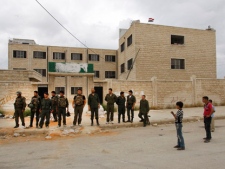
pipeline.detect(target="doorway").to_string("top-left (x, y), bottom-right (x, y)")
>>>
top-left (94, 87), bottom-right (103, 104)
top-left (38, 87), bottom-right (48, 99)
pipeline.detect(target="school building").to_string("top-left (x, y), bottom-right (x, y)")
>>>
top-left (1, 21), bottom-right (225, 112)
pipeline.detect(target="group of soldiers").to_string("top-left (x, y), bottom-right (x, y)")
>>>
top-left (13, 88), bottom-right (151, 128)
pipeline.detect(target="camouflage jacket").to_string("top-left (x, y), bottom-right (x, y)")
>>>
top-left (14, 96), bottom-right (26, 110)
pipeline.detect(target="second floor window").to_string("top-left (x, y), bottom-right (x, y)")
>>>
top-left (53, 52), bottom-right (65, 60)
top-left (33, 51), bottom-right (46, 59)
top-left (105, 55), bottom-right (115, 62)
top-left (13, 50), bottom-right (26, 58)
top-left (71, 53), bottom-right (82, 60)
top-left (89, 54), bottom-right (100, 61)
top-left (105, 71), bottom-right (116, 78)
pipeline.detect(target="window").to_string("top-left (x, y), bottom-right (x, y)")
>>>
top-left (121, 63), bottom-right (125, 73)
top-left (89, 54), bottom-right (99, 61)
top-left (171, 59), bottom-right (185, 69)
top-left (71, 87), bottom-right (82, 95)
top-left (13, 68), bottom-right (26, 70)
top-left (105, 71), bottom-right (116, 78)
top-left (121, 42), bottom-right (125, 52)
top-left (127, 58), bottom-right (133, 70)
top-left (55, 87), bottom-right (65, 94)
top-left (71, 53), bottom-right (82, 60)
top-left (94, 71), bottom-right (100, 78)
top-left (13, 50), bottom-right (26, 58)
top-left (127, 34), bottom-right (132, 47)
top-left (171, 35), bottom-right (184, 45)
top-left (33, 51), bottom-right (46, 59)
top-left (105, 55), bottom-right (115, 62)
top-left (53, 52), bottom-right (65, 60)
top-left (34, 69), bottom-right (47, 77)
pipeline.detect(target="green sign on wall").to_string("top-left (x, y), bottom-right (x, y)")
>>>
top-left (48, 62), bottom-right (94, 73)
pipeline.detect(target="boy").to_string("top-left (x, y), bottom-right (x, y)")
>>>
top-left (202, 96), bottom-right (213, 143)
top-left (171, 101), bottom-right (185, 150)
top-left (209, 99), bottom-right (216, 132)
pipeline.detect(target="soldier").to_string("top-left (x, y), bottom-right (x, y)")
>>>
top-left (138, 95), bottom-right (150, 127)
top-left (58, 91), bottom-right (69, 127)
top-left (126, 90), bottom-right (136, 123)
top-left (105, 88), bottom-right (117, 124)
top-left (116, 91), bottom-right (126, 123)
top-left (72, 88), bottom-right (86, 126)
top-left (88, 88), bottom-right (100, 126)
top-left (51, 91), bottom-right (58, 122)
top-left (28, 91), bottom-right (41, 128)
top-left (39, 92), bottom-right (52, 128)
top-left (14, 91), bottom-right (26, 128)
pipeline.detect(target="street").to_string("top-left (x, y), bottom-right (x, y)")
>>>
top-left (1, 119), bottom-right (225, 169)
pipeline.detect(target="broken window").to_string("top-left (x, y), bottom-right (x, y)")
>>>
top-left (171, 35), bottom-right (184, 45)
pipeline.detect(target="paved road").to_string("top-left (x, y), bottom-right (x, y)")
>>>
top-left (1, 119), bottom-right (225, 169)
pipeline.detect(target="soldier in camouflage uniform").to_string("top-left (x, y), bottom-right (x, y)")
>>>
top-left (105, 88), bottom-right (117, 124)
top-left (39, 92), bottom-right (52, 128)
top-left (51, 91), bottom-right (58, 122)
top-left (14, 91), bottom-right (26, 128)
top-left (88, 88), bottom-right (100, 126)
top-left (28, 91), bottom-right (41, 128)
top-left (58, 91), bottom-right (69, 127)
top-left (72, 88), bottom-right (86, 126)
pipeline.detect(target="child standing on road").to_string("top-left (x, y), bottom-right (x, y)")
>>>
top-left (171, 101), bottom-right (185, 150)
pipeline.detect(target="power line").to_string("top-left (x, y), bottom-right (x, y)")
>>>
top-left (35, 0), bottom-right (116, 65)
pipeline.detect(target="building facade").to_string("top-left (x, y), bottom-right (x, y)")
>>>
top-left (5, 22), bottom-right (221, 109)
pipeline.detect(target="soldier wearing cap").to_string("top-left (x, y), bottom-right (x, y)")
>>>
top-left (14, 91), bottom-right (26, 128)
top-left (105, 88), bottom-right (117, 124)
top-left (126, 90), bottom-right (136, 123)
top-left (116, 91), bottom-right (126, 123)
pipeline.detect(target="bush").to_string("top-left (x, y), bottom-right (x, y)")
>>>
top-left (0, 109), bottom-right (5, 115)
top-left (24, 109), bottom-right (31, 117)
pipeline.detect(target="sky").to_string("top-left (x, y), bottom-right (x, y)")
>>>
top-left (0, 0), bottom-right (225, 78)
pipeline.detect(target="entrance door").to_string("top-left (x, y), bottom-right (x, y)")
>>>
top-left (94, 87), bottom-right (103, 104)
top-left (38, 87), bottom-right (48, 99)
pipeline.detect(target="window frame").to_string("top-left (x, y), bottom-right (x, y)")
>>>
top-left (105, 71), bottom-right (116, 79)
top-left (127, 58), bottom-right (133, 70)
top-left (53, 52), bottom-right (65, 60)
top-left (127, 34), bottom-right (132, 47)
top-left (171, 58), bottom-right (185, 69)
top-left (105, 55), bottom-right (116, 62)
top-left (33, 51), bottom-right (46, 59)
top-left (120, 42), bottom-right (125, 52)
top-left (94, 71), bottom-right (100, 78)
top-left (120, 63), bottom-right (125, 73)
top-left (71, 53), bottom-right (83, 61)
top-left (89, 54), bottom-right (100, 61)
top-left (171, 35), bottom-right (184, 45)
top-left (13, 50), bottom-right (27, 58)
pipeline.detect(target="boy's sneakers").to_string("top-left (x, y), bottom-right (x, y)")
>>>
top-left (177, 147), bottom-right (185, 150)
top-left (174, 145), bottom-right (180, 148)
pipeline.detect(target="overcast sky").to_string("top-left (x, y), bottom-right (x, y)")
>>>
top-left (0, 0), bottom-right (225, 78)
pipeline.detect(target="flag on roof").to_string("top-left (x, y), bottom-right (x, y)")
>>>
top-left (148, 18), bottom-right (154, 22)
